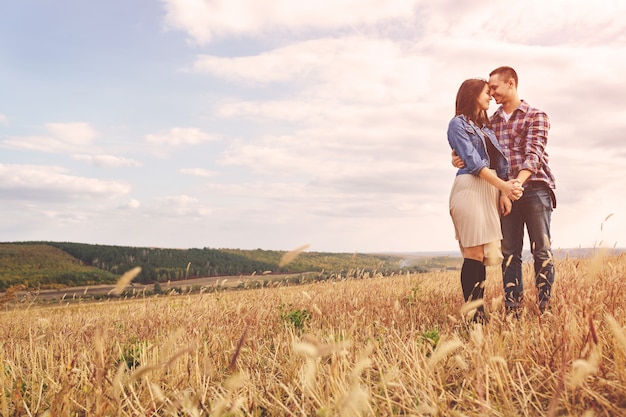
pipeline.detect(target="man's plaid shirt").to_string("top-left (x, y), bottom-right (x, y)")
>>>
top-left (490, 100), bottom-right (556, 191)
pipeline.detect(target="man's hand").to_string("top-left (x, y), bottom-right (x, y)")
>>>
top-left (451, 150), bottom-right (465, 168)
top-left (500, 195), bottom-right (513, 216)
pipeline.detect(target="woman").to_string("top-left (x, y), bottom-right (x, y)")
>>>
top-left (448, 78), bottom-right (522, 322)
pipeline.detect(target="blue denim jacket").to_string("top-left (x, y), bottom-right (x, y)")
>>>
top-left (447, 115), bottom-right (509, 180)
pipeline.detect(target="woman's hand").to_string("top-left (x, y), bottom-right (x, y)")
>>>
top-left (502, 179), bottom-right (523, 201)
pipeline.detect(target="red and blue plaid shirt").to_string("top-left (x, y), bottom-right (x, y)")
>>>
top-left (490, 100), bottom-right (556, 192)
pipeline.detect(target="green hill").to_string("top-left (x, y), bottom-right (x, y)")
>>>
top-left (0, 242), bottom-right (431, 292)
top-left (0, 244), bottom-right (118, 291)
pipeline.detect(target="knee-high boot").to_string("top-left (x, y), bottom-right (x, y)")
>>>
top-left (461, 258), bottom-right (483, 302)
top-left (460, 258), bottom-right (487, 321)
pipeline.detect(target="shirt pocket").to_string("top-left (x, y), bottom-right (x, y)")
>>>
top-left (512, 126), bottom-right (528, 149)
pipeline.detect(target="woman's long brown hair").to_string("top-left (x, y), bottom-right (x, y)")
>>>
top-left (455, 79), bottom-right (490, 127)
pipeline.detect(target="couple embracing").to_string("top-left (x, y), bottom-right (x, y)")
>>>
top-left (448, 66), bottom-right (556, 322)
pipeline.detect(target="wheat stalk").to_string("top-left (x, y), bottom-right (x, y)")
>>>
top-left (279, 244), bottom-right (310, 267)
top-left (110, 266), bottom-right (142, 295)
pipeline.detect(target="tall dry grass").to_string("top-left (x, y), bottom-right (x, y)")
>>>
top-left (0, 251), bottom-right (624, 416)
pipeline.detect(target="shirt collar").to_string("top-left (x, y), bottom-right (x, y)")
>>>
top-left (494, 99), bottom-right (529, 119)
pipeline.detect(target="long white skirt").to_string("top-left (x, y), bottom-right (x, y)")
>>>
top-left (449, 173), bottom-right (503, 266)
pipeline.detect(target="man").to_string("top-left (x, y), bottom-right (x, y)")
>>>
top-left (453, 66), bottom-right (556, 314)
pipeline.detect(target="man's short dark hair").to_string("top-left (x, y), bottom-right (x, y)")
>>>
top-left (490, 66), bottom-right (518, 87)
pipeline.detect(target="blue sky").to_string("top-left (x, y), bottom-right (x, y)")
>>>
top-left (1, 0), bottom-right (625, 253)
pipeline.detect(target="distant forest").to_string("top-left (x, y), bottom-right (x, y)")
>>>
top-left (0, 242), bottom-right (452, 292)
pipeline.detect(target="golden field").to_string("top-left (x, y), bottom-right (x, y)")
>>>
top-left (0, 251), bottom-right (624, 416)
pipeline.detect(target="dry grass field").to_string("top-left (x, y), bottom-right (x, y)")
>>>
top-left (0, 250), bottom-right (624, 416)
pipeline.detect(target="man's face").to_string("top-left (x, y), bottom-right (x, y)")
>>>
top-left (488, 74), bottom-right (511, 104)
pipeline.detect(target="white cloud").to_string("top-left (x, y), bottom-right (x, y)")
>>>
top-left (179, 168), bottom-right (216, 177)
top-left (195, 36), bottom-right (446, 194)
top-left (120, 199), bottom-right (141, 209)
top-left (145, 127), bottom-right (218, 146)
top-left (0, 114), bottom-right (8, 125)
top-left (72, 154), bottom-right (142, 168)
top-left (162, 0), bottom-right (419, 44)
top-left (153, 194), bottom-right (212, 217)
top-left (145, 127), bottom-right (220, 158)
top-left (2, 122), bottom-right (97, 153)
top-left (164, 0), bottom-right (626, 48)
top-left (193, 37), bottom-right (431, 103)
top-left (0, 164), bottom-right (131, 202)
top-left (484, 1), bottom-right (625, 47)
top-left (401, 0), bottom-right (626, 47)
top-left (44, 122), bottom-right (96, 144)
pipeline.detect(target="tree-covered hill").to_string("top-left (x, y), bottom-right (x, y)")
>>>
top-left (1, 242), bottom-right (430, 291)
top-left (0, 244), bottom-right (118, 291)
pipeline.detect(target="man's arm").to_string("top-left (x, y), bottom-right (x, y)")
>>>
top-left (520, 110), bottom-right (550, 179)
top-left (516, 169), bottom-right (532, 184)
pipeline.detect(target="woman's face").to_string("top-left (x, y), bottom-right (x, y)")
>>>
top-left (476, 83), bottom-right (491, 111)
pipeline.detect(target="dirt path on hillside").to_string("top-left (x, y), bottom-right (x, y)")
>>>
top-left (7, 274), bottom-right (288, 303)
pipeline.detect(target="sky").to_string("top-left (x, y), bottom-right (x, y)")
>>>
top-left (1, 0), bottom-right (625, 254)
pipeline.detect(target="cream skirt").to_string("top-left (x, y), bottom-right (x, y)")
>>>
top-left (449, 173), bottom-right (503, 266)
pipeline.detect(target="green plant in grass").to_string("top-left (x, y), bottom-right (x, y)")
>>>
top-left (118, 338), bottom-right (147, 369)
top-left (420, 328), bottom-right (440, 348)
top-left (279, 303), bottom-right (310, 331)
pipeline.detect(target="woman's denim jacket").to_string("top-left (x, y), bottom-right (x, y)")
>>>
top-left (447, 115), bottom-right (509, 180)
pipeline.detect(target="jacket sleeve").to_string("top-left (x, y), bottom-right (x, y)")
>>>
top-left (447, 117), bottom-right (488, 176)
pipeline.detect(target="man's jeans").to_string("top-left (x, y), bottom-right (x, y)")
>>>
top-left (501, 184), bottom-right (555, 309)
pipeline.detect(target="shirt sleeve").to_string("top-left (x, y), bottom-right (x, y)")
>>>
top-left (521, 110), bottom-right (550, 174)
top-left (447, 117), bottom-right (488, 176)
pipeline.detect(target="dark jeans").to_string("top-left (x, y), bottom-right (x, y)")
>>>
top-left (501, 184), bottom-right (555, 309)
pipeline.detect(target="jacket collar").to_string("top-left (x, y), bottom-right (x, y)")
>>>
top-left (460, 114), bottom-right (486, 137)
